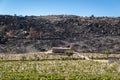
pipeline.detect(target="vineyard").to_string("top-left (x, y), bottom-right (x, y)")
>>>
top-left (0, 60), bottom-right (120, 80)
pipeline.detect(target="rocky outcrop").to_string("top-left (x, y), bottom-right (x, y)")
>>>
top-left (0, 15), bottom-right (120, 53)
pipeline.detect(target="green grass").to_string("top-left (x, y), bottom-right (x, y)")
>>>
top-left (0, 60), bottom-right (120, 80)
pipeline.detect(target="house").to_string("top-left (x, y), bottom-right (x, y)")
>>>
top-left (52, 44), bottom-right (76, 53)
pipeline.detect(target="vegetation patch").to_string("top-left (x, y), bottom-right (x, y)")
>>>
top-left (0, 60), bottom-right (119, 79)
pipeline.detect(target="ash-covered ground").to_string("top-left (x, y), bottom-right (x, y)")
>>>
top-left (0, 15), bottom-right (120, 53)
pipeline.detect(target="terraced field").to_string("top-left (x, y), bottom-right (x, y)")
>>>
top-left (0, 60), bottom-right (120, 80)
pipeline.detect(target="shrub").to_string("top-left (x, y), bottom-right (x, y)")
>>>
top-left (33, 54), bottom-right (40, 61)
top-left (20, 55), bottom-right (26, 61)
top-left (28, 56), bottom-right (33, 61)
top-left (64, 50), bottom-right (74, 56)
top-left (102, 50), bottom-right (111, 58)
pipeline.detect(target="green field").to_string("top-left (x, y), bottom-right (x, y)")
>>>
top-left (0, 60), bottom-right (120, 80)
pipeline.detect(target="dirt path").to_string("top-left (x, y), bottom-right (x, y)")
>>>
top-left (73, 52), bottom-right (90, 60)
top-left (93, 60), bottom-right (108, 63)
top-left (45, 50), bottom-right (91, 60)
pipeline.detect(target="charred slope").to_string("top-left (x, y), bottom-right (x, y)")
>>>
top-left (0, 15), bottom-right (120, 53)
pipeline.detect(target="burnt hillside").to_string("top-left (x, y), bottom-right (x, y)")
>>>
top-left (0, 15), bottom-right (120, 53)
